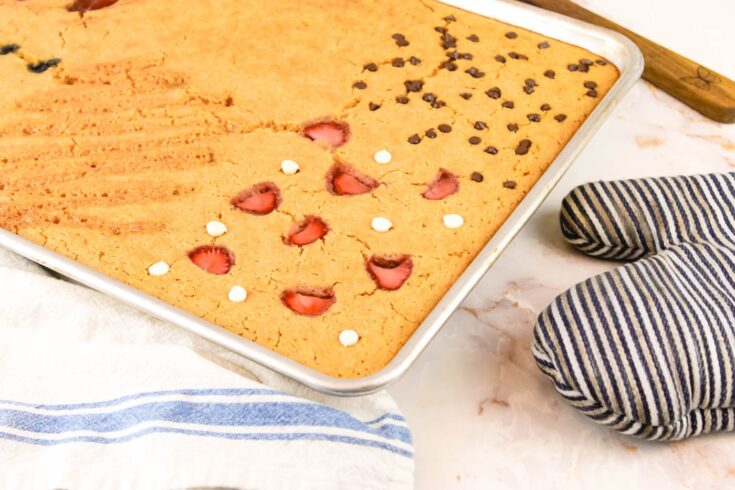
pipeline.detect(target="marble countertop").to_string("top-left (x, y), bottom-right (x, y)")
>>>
top-left (388, 0), bottom-right (735, 487)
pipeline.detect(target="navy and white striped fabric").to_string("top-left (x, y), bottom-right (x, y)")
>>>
top-left (533, 172), bottom-right (735, 440)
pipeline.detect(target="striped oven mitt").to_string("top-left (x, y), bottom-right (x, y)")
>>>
top-left (532, 172), bottom-right (735, 441)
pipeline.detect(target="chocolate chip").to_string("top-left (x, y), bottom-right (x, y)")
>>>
top-left (540, 103), bottom-right (551, 111)
top-left (596, 59), bottom-right (608, 66)
top-left (467, 34), bottom-right (480, 42)
top-left (422, 93), bottom-right (437, 103)
top-left (460, 52), bottom-right (473, 60)
top-left (505, 32), bottom-right (518, 39)
top-left (392, 33), bottom-right (406, 40)
top-left (353, 81), bottom-right (367, 89)
top-left (525, 78), bottom-right (538, 87)
top-left (508, 52), bottom-right (528, 60)
top-left (567, 64), bottom-right (579, 72)
top-left (438, 124), bottom-right (452, 133)
top-left (501, 101), bottom-right (514, 109)
top-left (465, 67), bottom-right (485, 78)
top-left (580, 58), bottom-right (593, 66)
top-left (443, 15), bottom-right (456, 22)
top-left (474, 121), bottom-right (488, 130)
top-left (578, 64), bottom-right (589, 73)
top-left (369, 102), bottom-right (381, 111)
top-left (523, 85), bottom-right (535, 95)
top-left (0, 44), bottom-right (20, 55)
top-left (431, 100), bottom-right (446, 109)
top-left (425, 128), bottom-right (438, 139)
top-left (503, 180), bottom-right (517, 189)
top-left (586, 89), bottom-right (598, 98)
top-left (527, 113), bottom-right (541, 122)
top-left (485, 87), bottom-right (502, 99)
top-left (392, 58), bottom-right (405, 67)
top-left (409, 56), bottom-right (421, 65)
top-left (515, 139), bottom-right (532, 155)
top-left (460, 92), bottom-right (473, 100)
top-left (441, 32), bottom-right (457, 49)
top-left (408, 134), bottom-right (421, 144)
top-left (554, 114), bottom-right (567, 122)
top-left (442, 61), bottom-right (458, 71)
top-left (396, 96), bottom-right (410, 104)
top-left (471, 172), bottom-right (484, 182)
top-left (364, 63), bottom-right (378, 72)
top-left (538, 41), bottom-right (550, 49)
top-left (404, 80), bottom-right (424, 92)
top-left (484, 146), bottom-right (499, 155)
top-left (495, 55), bottom-right (506, 63)
top-left (544, 69), bottom-right (556, 79)
top-left (507, 123), bottom-right (519, 133)
top-left (584, 81), bottom-right (598, 89)
top-left (435, 26), bottom-right (447, 34)
top-left (469, 136), bottom-right (482, 145)
top-left (27, 58), bottom-right (61, 73)
top-left (447, 50), bottom-right (461, 60)
top-left (392, 33), bottom-right (409, 47)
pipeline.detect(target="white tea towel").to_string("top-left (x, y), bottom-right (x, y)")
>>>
top-left (0, 247), bottom-right (413, 489)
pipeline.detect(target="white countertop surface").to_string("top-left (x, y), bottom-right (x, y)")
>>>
top-left (388, 0), bottom-right (735, 487)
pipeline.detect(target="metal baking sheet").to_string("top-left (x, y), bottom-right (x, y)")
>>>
top-left (0, 0), bottom-right (643, 395)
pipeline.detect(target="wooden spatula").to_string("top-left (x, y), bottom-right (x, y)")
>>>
top-left (517, 0), bottom-right (735, 123)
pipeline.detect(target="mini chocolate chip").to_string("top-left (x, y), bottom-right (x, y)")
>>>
top-left (484, 146), bottom-right (499, 155)
top-left (474, 121), bottom-right (488, 130)
top-left (540, 103), bottom-right (551, 111)
top-left (447, 50), bottom-right (460, 60)
top-left (396, 96), bottom-right (410, 104)
top-left (584, 81), bottom-right (598, 89)
top-left (544, 69), bottom-right (556, 79)
top-left (586, 89), bottom-right (598, 98)
top-left (469, 136), bottom-right (481, 145)
top-left (438, 124), bottom-right (452, 133)
top-left (525, 78), bottom-right (538, 87)
top-left (392, 33), bottom-right (406, 40)
top-left (396, 38), bottom-right (409, 47)
top-left (495, 55), bottom-right (506, 63)
top-left (538, 41), bottom-right (550, 49)
top-left (467, 34), bottom-right (480, 42)
top-left (0, 44), bottom-right (20, 55)
top-left (425, 128), bottom-right (438, 138)
top-left (422, 93), bottom-right (437, 103)
top-left (409, 56), bottom-right (421, 65)
top-left (443, 61), bottom-right (458, 71)
top-left (441, 32), bottom-right (457, 49)
top-left (596, 59), bottom-right (608, 66)
top-left (502, 101), bottom-right (515, 109)
top-left (435, 26), bottom-right (447, 34)
top-left (460, 92), bottom-right (473, 100)
top-left (505, 32), bottom-right (518, 39)
top-left (567, 64), bottom-right (579, 72)
top-left (461, 52), bottom-right (473, 60)
top-left (554, 114), bottom-right (567, 122)
top-left (508, 52), bottom-right (528, 60)
top-left (523, 85), bottom-right (535, 95)
top-left (369, 102), bottom-right (381, 111)
top-left (485, 87), bottom-right (501, 99)
top-left (527, 113), bottom-right (541, 122)
top-left (444, 15), bottom-right (456, 22)
top-left (471, 172), bottom-right (484, 182)
top-left (507, 123), bottom-right (519, 132)
top-left (465, 67), bottom-right (485, 78)
top-left (404, 80), bottom-right (424, 92)
top-left (364, 62), bottom-right (378, 72)
top-left (503, 180), bottom-right (517, 189)
top-left (580, 58), bottom-right (593, 66)
top-left (27, 58), bottom-right (61, 73)
top-left (515, 139), bottom-right (532, 155)
top-left (431, 100), bottom-right (446, 109)
top-left (578, 64), bottom-right (589, 73)
top-left (408, 134), bottom-right (421, 144)
top-left (353, 81), bottom-right (367, 89)
top-left (392, 58), bottom-right (405, 67)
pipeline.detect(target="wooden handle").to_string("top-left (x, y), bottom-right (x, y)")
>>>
top-left (519, 0), bottom-right (735, 124)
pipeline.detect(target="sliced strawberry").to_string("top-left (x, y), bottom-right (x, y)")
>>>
top-left (422, 169), bottom-right (459, 200)
top-left (231, 182), bottom-right (281, 215)
top-left (367, 255), bottom-right (413, 291)
top-left (326, 164), bottom-right (379, 196)
top-left (67, 0), bottom-right (118, 11)
top-left (303, 121), bottom-right (350, 148)
top-left (188, 245), bottom-right (234, 275)
top-left (286, 216), bottom-right (329, 246)
top-left (282, 287), bottom-right (335, 316)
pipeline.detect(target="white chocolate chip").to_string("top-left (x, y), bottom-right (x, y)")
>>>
top-left (443, 214), bottom-right (464, 229)
top-left (339, 329), bottom-right (359, 347)
top-left (280, 159), bottom-right (300, 175)
top-left (147, 261), bottom-right (170, 276)
top-left (206, 220), bottom-right (228, 237)
top-left (374, 149), bottom-right (392, 164)
top-left (228, 285), bottom-right (248, 303)
top-left (371, 217), bottom-right (393, 232)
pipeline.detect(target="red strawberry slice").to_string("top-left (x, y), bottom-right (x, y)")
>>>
top-left (67, 0), bottom-right (118, 11)
top-left (231, 182), bottom-right (281, 215)
top-left (422, 169), bottom-right (459, 200)
top-left (286, 216), bottom-right (329, 246)
top-left (282, 287), bottom-right (335, 316)
top-left (367, 255), bottom-right (413, 291)
top-left (326, 164), bottom-right (379, 196)
top-left (188, 245), bottom-right (234, 275)
top-left (303, 121), bottom-right (350, 148)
